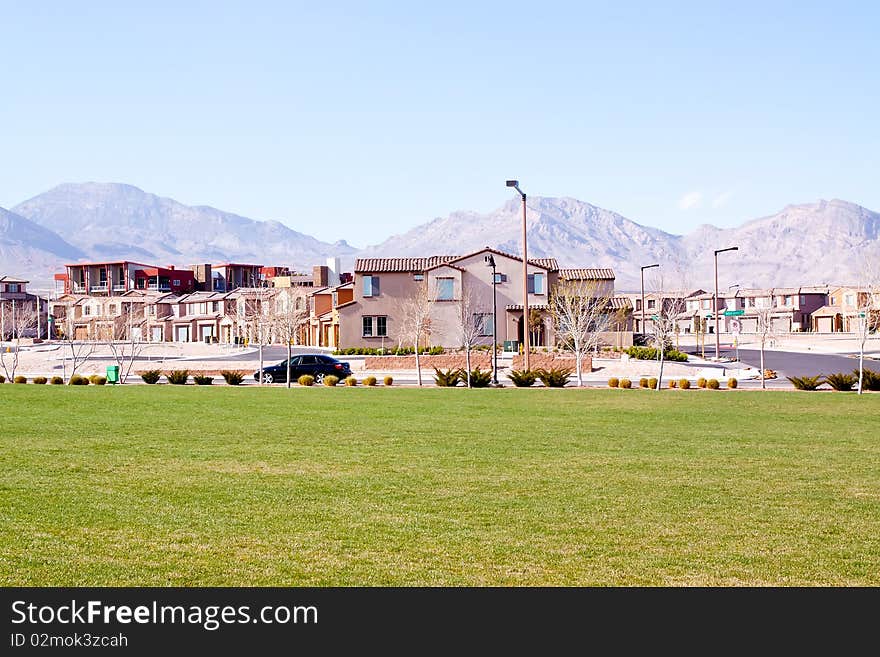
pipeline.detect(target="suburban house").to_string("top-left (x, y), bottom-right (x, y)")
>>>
top-left (307, 282), bottom-right (355, 348)
top-left (209, 263), bottom-right (263, 292)
top-left (681, 286), bottom-right (829, 334)
top-left (55, 261), bottom-right (197, 296)
top-left (336, 247), bottom-right (618, 350)
top-left (624, 289), bottom-right (705, 333)
top-left (0, 275), bottom-right (48, 339)
top-left (48, 291), bottom-right (160, 340)
top-left (813, 286), bottom-right (880, 332)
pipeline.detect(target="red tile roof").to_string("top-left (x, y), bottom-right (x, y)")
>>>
top-left (354, 256), bottom-right (458, 273)
top-left (558, 268), bottom-right (616, 280)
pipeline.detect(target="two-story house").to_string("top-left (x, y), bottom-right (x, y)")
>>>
top-left (0, 276), bottom-right (48, 339)
top-left (337, 247), bottom-right (616, 350)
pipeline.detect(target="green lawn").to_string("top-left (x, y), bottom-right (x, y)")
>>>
top-left (2, 386), bottom-right (879, 586)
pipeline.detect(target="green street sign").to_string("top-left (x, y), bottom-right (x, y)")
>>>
top-left (650, 314), bottom-right (659, 321)
top-left (705, 313), bottom-right (713, 319)
top-left (858, 312), bottom-right (866, 318)
top-left (724, 309), bottom-right (745, 316)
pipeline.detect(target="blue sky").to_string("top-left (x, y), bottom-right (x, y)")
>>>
top-left (2, 1), bottom-right (878, 246)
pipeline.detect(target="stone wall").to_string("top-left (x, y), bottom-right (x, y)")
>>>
top-left (511, 352), bottom-right (592, 372)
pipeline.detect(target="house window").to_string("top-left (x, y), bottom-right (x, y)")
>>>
top-left (527, 273), bottom-right (545, 295)
top-left (436, 278), bottom-right (455, 301)
top-left (413, 273), bottom-right (424, 281)
top-left (363, 276), bottom-right (380, 297)
top-left (212, 301), bottom-right (219, 312)
top-left (362, 315), bottom-right (387, 337)
top-left (84, 306), bottom-right (91, 316)
top-left (647, 299), bottom-right (656, 310)
top-left (173, 279), bottom-right (180, 287)
top-left (799, 295), bottom-right (806, 305)
top-left (494, 273), bottom-right (508, 284)
top-left (845, 294), bottom-right (855, 306)
top-left (7, 284), bottom-right (19, 293)
top-left (475, 313), bottom-right (493, 336)
top-left (376, 316), bottom-right (387, 337)
top-left (108, 304), bottom-right (117, 315)
top-left (362, 316), bottom-right (373, 337)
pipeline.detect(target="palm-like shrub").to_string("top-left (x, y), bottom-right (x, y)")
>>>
top-left (193, 375), bottom-right (214, 385)
top-left (468, 368), bottom-right (493, 388)
top-left (166, 370), bottom-right (189, 385)
top-left (788, 375), bottom-right (823, 391)
top-left (141, 370), bottom-right (162, 384)
top-left (536, 367), bottom-right (573, 388)
top-left (298, 374), bottom-right (315, 386)
top-left (824, 373), bottom-right (855, 391)
top-left (220, 370), bottom-right (245, 385)
top-left (855, 368), bottom-right (880, 391)
top-left (433, 368), bottom-right (462, 387)
top-left (607, 377), bottom-right (619, 388)
top-left (508, 369), bottom-right (537, 387)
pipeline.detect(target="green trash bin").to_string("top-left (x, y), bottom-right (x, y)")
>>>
top-left (106, 365), bottom-right (120, 384)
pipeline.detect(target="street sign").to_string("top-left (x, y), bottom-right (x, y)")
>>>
top-left (724, 309), bottom-right (745, 316)
top-left (650, 314), bottom-right (659, 321)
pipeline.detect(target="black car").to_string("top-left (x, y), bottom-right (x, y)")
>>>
top-left (254, 354), bottom-right (352, 384)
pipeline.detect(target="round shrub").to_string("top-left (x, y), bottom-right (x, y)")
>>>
top-left (298, 374), bottom-right (315, 386)
top-left (727, 377), bottom-right (738, 389)
top-left (88, 374), bottom-right (102, 385)
top-left (383, 376), bottom-right (394, 386)
top-left (140, 370), bottom-right (162, 384)
top-left (639, 377), bottom-right (648, 388)
top-left (707, 378), bottom-right (720, 390)
top-left (648, 377), bottom-right (658, 390)
top-left (50, 376), bottom-right (64, 385)
top-left (697, 377), bottom-right (707, 389)
top-left (363, 376), bottom-right (377, 386)
top-left (33, 376), bottom-right (48, 385)
top-left (14, 376), bottom-right (28, 384)
top-left (0, 374), bottom-right (5, 383)
top-left (607, 377), bottom-right (619, 388)
top-left (344, 376), bottom-right (358, 386)
top-left (91, 376), bottom-right (107, 385)
top-left (678, 378), bottom-right (690, 390)
top-left (69, 374), bottom-right (88, 385)
top-left (619, 378), bottom-right (632, 389)
top-left (668, 379), bottom-right (677, 389)
top-left (323, 375), bottom-right (339, 387)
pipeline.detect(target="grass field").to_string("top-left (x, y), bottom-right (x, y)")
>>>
top-left (2, 386), bottom-right (879, 586)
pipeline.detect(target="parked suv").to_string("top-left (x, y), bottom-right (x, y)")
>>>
top-left (253, 354), bottom-right (352, 384)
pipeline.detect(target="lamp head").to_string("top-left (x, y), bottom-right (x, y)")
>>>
top-left (506, 180), bottom-right (519, 188)
top-left (484, 254), bottom-right (496, 267)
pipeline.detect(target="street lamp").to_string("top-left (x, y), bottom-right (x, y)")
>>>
top-left (506, 180), bottom-right (530, 371)
top-left (640, 264), bottom-right (660, 334)
top-left (485, 254), bottom-right (499, 385)
top-left (714, 246), bottom-right (739, 359)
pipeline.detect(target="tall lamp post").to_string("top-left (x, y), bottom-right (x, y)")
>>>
top-left (485, 254), bottom-right (499, 385)
top-left (640, 264), bottom-right (659, 334)
top-left (506, 180), bottom-right (530, 371)
top-left (714, 246), bottom-right (739, 359)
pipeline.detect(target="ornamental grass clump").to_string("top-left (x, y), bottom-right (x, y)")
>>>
top-left (824, 373), bottom-right (855, 391)
top-left (787, 375), bottom-right (823, 391)
top-left (220, 370), bottom-right (244, 386)
top-left (193, 375), bottom-right (214, 385)
top-left (141, 370), bottom-right (162, 384)
top-left (508, 369), bottom-right (537, 387)
top-left (166, 370), bottom-right (189, 385)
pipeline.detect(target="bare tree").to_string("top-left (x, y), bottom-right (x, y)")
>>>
top-left (453, 288), bottom-right (488, 388)
top-left (855, 255), bottom-right (880, 395)
top-left (550, 279), bottom-right (613, 386)
top-left (754, 289), bottom-right (778, 390)
top-left (55, 300), bottom-right (97, 382)
top-left (268, 287), bottom-right (310, 388)
top-left (105, 301), bottom-right (148, 384)
top-left (399, 283), bottom-right (433, 387)
top-left (238, 286), bottom-right (276, 385)
top-left (0, 300), bottom-right (37, 381)
top-left (645, 269), bottom-right (690, 390)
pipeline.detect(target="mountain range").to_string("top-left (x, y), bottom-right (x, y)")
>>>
top-left (2, 182), bottom-right (878, 290)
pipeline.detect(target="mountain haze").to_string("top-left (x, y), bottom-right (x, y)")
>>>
top-left (364, 197), bottom-right (880, 289)
top-left (12, 182), bottom-right (356, 273)
top-left (0, 207), bottom-right (86, 286)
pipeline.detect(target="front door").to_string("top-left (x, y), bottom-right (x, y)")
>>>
top-left (176, 326), bottom-right (190, 342)
top-left (151, 327), bottom-right (164, 342)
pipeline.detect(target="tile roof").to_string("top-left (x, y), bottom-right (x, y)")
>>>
top-left (609, 296), bottom-right (633, 309)
top-left (355, 256), bottom-right (458, 273)
top-left (557, 268), bottom-right (616, 280)
top-left (505, 304), bottom-right (551, 311)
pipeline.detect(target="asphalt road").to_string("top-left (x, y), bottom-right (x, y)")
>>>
top-left (732, 348), bottom-right (875, 378)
